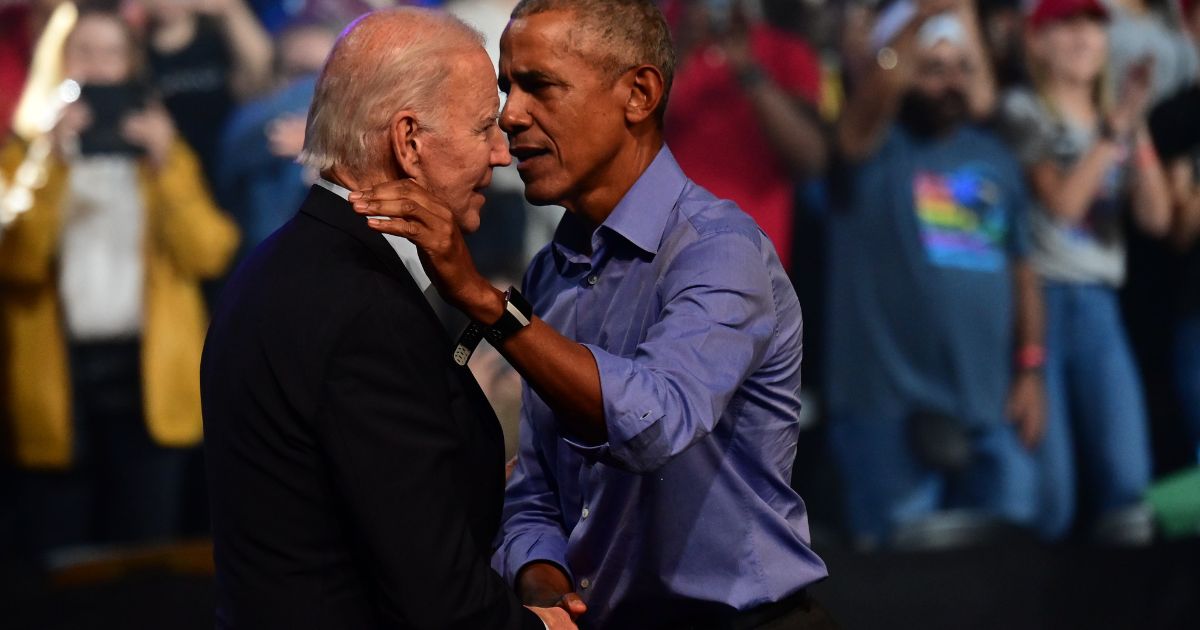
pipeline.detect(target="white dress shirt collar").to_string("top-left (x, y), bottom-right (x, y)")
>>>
top-left (316, 177), bottom-right (433, 295)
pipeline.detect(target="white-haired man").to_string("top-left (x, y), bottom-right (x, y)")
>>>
top-left (200, 8), bottom-right (573, 629)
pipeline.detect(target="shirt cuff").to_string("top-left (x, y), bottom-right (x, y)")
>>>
top-left (564, 345), bottom-right (667, 470)
top-left (501, 532), bottom-right (574, 587)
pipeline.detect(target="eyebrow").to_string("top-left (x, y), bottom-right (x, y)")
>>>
top-left (500, 68), bottom-right (570, 91)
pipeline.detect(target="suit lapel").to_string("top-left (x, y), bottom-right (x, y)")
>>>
top-left (299, 185), bottom-right (452, 346)
top-left (299, 186), bottom-right (499, 442)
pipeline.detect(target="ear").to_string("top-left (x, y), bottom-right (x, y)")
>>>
top-left (623, 65), bottom-right (666, 126)
top-left (390, 109), bottom-right (423, 177)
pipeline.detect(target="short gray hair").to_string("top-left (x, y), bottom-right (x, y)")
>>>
top-left (511, 0), bottom-right (675, 120)
top-left (299, 8), bottom-right (484, 174)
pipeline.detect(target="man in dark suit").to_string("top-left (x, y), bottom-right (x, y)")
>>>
top-left (200, 8), bottom-right (573, 629)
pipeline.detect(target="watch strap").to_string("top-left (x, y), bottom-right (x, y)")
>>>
top-left (484, 286), bottom-right (533, 344)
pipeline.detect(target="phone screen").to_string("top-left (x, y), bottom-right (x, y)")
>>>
top-left (77, 82), bottom-right (149, 157)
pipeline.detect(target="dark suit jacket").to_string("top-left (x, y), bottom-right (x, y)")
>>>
top-left (201, 186), bottom-right (541, 630)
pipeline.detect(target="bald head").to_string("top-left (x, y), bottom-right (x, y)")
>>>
top-left (299, 8), bottom-right (483, 175)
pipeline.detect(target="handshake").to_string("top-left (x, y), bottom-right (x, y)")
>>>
top-left (522, 562), bottom-right (588, 629)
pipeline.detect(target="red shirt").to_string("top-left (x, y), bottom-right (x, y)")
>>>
top-left (665, 25), bottom-right (819, 271)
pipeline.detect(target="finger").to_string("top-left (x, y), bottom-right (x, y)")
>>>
top-left (353, 198), bottom-right (437, 225)
top-left (121, 118), bottom-right (147, 143)
top-left (350, 179), bottom-right (423, 202)
top-left (559, 592), bottom-right (588, 618)
top-left (353, 181), bottom-right (455, 222)
top-left (366, 216), bottom-right (423, 239)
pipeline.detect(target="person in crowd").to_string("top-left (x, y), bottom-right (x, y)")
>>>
top-left (143, 0), bottom-right (273, 183)
top-left (0, 0), bottom-right (40, 140)
top-left (215, 18), bottom-right (337, 255)
top-left (660, 0), bottom-right (827, 273)
top-left (1000, 0), bottom-right (1173, 542)
top-left (1104, 0), bottom-right (1199, 106)
top-left (0, 8), bottom-right (238, 559)
top-left (828, 0), bottom-right (1044, 550)
top-left (1149, 0), bottom-right (1200, 459)
top-left (978, 0), bottom-right (1029, 90)
top-left (354, 1), bottom-right (833, 627)
top-left (200, 8), bottom-right (572, 629)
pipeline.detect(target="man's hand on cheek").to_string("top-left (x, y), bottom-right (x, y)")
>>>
top-left (350, 180), bottom-right (504, 322)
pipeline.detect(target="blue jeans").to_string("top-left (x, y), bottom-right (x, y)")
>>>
top-left (1036, 283), bottom-right (1152, 540)
top-left (828, 412), bottom-right (1037, 547)
top-left (1175, 314), bottom-right (1200, 458)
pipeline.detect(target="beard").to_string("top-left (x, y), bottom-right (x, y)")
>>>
top-left (897, 88), bottom-right (969, 138)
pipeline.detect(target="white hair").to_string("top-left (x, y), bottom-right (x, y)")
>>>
top-left (298, 8), bottom-right (484, 174)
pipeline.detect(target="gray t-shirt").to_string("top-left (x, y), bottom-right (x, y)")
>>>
top-left (999, 89), bottom-right (1131, 287)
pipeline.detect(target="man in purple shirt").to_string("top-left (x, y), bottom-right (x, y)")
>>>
top-left (351, 0), bottom-right (831, 627)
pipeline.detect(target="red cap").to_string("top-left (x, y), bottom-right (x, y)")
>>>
top-left (1028, 0), bottom-right (1110, 30)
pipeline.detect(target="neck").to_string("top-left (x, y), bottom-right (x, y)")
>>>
top-left (323, 164), bottom-right (401, 194)
top-left (564, 132), bottom-right (663, 229)
top-left (1045, 78), bottom-right (1098, 121)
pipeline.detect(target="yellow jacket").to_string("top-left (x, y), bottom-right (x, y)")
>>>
top-left (0, 139), bottom-right (239, 469)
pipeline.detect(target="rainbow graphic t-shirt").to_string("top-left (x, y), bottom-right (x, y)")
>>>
top-left (913, 168), bottom-right (1010, 273)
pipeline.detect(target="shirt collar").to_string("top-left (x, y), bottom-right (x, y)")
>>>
top-left (317, 177), bottom-right (433, 294)
top-left (315, 176), bottom-right (351, 200)
top-left (552, 146), bottom-right (687, 260)
top-left (600, 146), bottom-right (686, 256)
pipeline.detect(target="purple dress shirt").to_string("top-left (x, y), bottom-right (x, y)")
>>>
top-left (492, 147), bottom-right (828, 629)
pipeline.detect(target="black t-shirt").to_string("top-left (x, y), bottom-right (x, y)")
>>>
top-left (1150, 84), bottom-right (1200, 314)
top-left (147, 16), bottom-right (233, 183)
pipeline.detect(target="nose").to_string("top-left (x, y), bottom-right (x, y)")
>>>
top-left (489, 126), bottom-right (512, 168)
top-left (499, 90), bottom-right (530, 135)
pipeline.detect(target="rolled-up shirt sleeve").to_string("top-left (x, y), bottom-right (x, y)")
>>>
top-left (492, 389), bottom-right (574, 587)
top-left (565, 229), bottom-right (777, 473)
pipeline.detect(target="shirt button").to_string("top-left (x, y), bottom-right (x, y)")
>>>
top-left (586, 274), bottom-right (598, 286)
top-left (581, 506), bottom-right (590, 520)
top-left (579, 578), bottom-right (591, 589)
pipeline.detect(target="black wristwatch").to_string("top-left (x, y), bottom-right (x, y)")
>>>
top-left (484, 286), bottom-right (533, 344)
top-left (450, 286), bottom-right (533, 366)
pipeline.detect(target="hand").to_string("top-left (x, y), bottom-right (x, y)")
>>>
top-left (1110, 57), bottom-right (1154, 137)
top-left (715, 30), bottom-right (753, 73)
top-left (266, 114), bottom-right (306, 158)
top-left (505, 455), bottom-right (519, 481)
top-left (121, 103), bottom-right (176, 167)
top-left (527, 605), bottom-right (578, 629)
top-left (516, 562), bottom-right (587, 619)
top-left (918, 0), bottom-right (962, 20)
top-left (350, 180), bottom-right (500, 322)
top-left (52, 102), bottom-right (92, 155)
top-left (1006, 371), bottom-right (1046, 448)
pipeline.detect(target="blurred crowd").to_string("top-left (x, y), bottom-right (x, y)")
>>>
top-left (1, 0), bottom-right (1199, 567)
